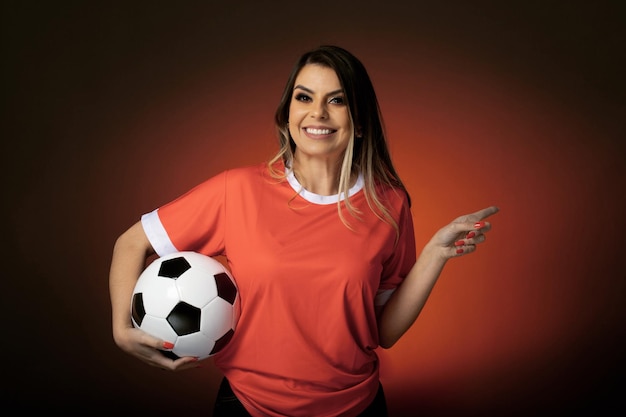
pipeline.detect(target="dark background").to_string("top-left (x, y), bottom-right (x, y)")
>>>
top-left (3, 1), bottom-right (625, 415)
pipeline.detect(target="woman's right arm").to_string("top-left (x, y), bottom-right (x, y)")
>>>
top-left (108, 221), bottom-right (199, 371)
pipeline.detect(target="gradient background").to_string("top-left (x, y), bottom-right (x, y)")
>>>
top-left (3, 1), bottom-right (625, 415)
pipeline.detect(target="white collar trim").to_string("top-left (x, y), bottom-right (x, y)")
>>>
top-left (285, 167), bottom-right (364, 205)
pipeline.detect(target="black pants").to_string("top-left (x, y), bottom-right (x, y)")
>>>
top-left (213, 378), bottom-right (388, 416)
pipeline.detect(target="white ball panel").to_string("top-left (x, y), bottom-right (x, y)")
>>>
top-left (175, 332), bottom-right (215, 359)
top-left (140, 277), bottom-right (180, 318)
top-left (176, 268), bottom-right (218, 308)
top-left (139, 315), bottom-right (179, 343)
top-left (201, 297), bottom-right (235, 339)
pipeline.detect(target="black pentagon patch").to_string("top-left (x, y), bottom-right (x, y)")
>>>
top-left (158, 256), bottom-right (191, 279)
top-left (167, 302), bottom-right (201, 336)
top-left (131, 293), bottom-right (145, 326)
top-left (214, 272), bottom-right (237, 305)
top-left (210, 329), bottom-right (234, 355)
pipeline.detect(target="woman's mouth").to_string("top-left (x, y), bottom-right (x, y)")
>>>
top-left (304, 127), bottom-right (335, 136)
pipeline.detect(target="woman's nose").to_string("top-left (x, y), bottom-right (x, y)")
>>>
top-left (310, 102), bottom-right (328, 119)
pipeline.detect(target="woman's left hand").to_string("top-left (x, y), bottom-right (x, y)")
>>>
top-left (430, 206), bottom-right (499, 259)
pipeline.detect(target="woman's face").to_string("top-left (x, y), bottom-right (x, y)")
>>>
top-left (288, 64), bottom-right (352, 164)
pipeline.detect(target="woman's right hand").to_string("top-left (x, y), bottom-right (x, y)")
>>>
top-left (114, 325), bottom-right (200, 371)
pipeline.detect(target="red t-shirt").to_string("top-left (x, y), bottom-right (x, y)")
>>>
top-left (141, 162), bottom-right (416, 416)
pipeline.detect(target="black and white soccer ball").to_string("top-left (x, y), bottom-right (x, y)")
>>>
top-left (131, 251), bottom-right (240, 360)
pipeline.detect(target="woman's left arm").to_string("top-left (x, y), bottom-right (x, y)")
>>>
top-left (377, 206), bottom-right (500, 348)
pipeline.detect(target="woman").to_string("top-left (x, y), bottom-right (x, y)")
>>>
top-left (109, 45), bottom-right (498, 416)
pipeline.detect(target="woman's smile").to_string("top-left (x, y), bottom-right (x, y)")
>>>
top-left (302, 126), bottom-right (337, 138)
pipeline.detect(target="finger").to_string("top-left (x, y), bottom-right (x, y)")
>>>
top-left (452, 233), bottom-right (489, 256)
top-left (144, 351), bottom-right (176, 370)
top-left (472, 221), bottom-right (493, 233)
top-left (452, 242), bottom-right (477, 257)
top-left (154, 356), bottom-right (201, 372)
top-left (172, 356), bottom-right (202, 372)
top-left (472, 206), bottom-right (499, 221)
top-left (447, 217), bottom-right (492, 236)
top-left (464, 229), bottom-right (479, 240)
top-left (146, 334), bottom-right (177, 353)
top-left (456, 232), bottom-right (487, 247)
top-left (451, 206), bottom-right (499, 225)
top-left (136, 332), bottom-right (179, 369)
top-left (136, 328), bottom-right (171, 352)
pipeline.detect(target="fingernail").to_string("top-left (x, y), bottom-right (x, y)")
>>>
top-left (163, 342), bottom-right (174, 349)
top-left (454, 240), bottom-right (465, 246)
top-left (474, 221), bottom-right (485, 229)
top-left (456, 248), bottom-right (464, 254)
top-left (466, 231), bottom-right (475, 239)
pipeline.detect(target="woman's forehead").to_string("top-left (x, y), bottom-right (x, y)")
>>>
top-left (294, 64), bottom-right (342, 92)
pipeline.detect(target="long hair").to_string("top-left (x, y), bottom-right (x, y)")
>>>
top-left (269, 45), bottom-right (410, 235)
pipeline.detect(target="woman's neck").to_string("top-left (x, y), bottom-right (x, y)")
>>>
top-left (290, 155), bottom-right (361, 196)
top-left (291, 157), bottom-right (341, 196)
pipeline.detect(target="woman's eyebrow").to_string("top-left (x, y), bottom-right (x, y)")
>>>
top-left (294, 85), bottom-right (344, 96)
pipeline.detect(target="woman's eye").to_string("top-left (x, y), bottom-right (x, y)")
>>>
top-left (329, 96), bottom-right (345, 105)
top-left (295, 93), bottom-right (311, 102)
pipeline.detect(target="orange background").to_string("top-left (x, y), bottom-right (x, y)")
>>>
top-left (4, 2), bottom-right (624, 416)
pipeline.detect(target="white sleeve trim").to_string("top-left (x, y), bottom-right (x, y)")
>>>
top-left (375, 288), bottom-right (396, 307)
top-left (141, 209), bottom-right (178, 257)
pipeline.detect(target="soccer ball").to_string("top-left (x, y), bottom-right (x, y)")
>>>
top-left (131, 251), bottom-right (240, 360)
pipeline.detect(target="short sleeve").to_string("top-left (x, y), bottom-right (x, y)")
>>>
top-left (141, 171), bottom-right (228, 257)
top-left (375, 192), bottom-right (416, 306)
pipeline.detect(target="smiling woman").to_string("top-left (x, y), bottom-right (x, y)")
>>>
top-left (108, 44), bottom-right (498, 417)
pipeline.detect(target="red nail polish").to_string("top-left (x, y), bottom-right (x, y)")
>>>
top-left (456, 248), bottom-right (464, 254)
top-left (466, 231), bottom-right (476, 239)
top-left (474, 221), bottom-right (485, 229)
top-left (163, 342), bottom-right (174, 349)
top-left (455, 240), bottom-right (465, 246)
